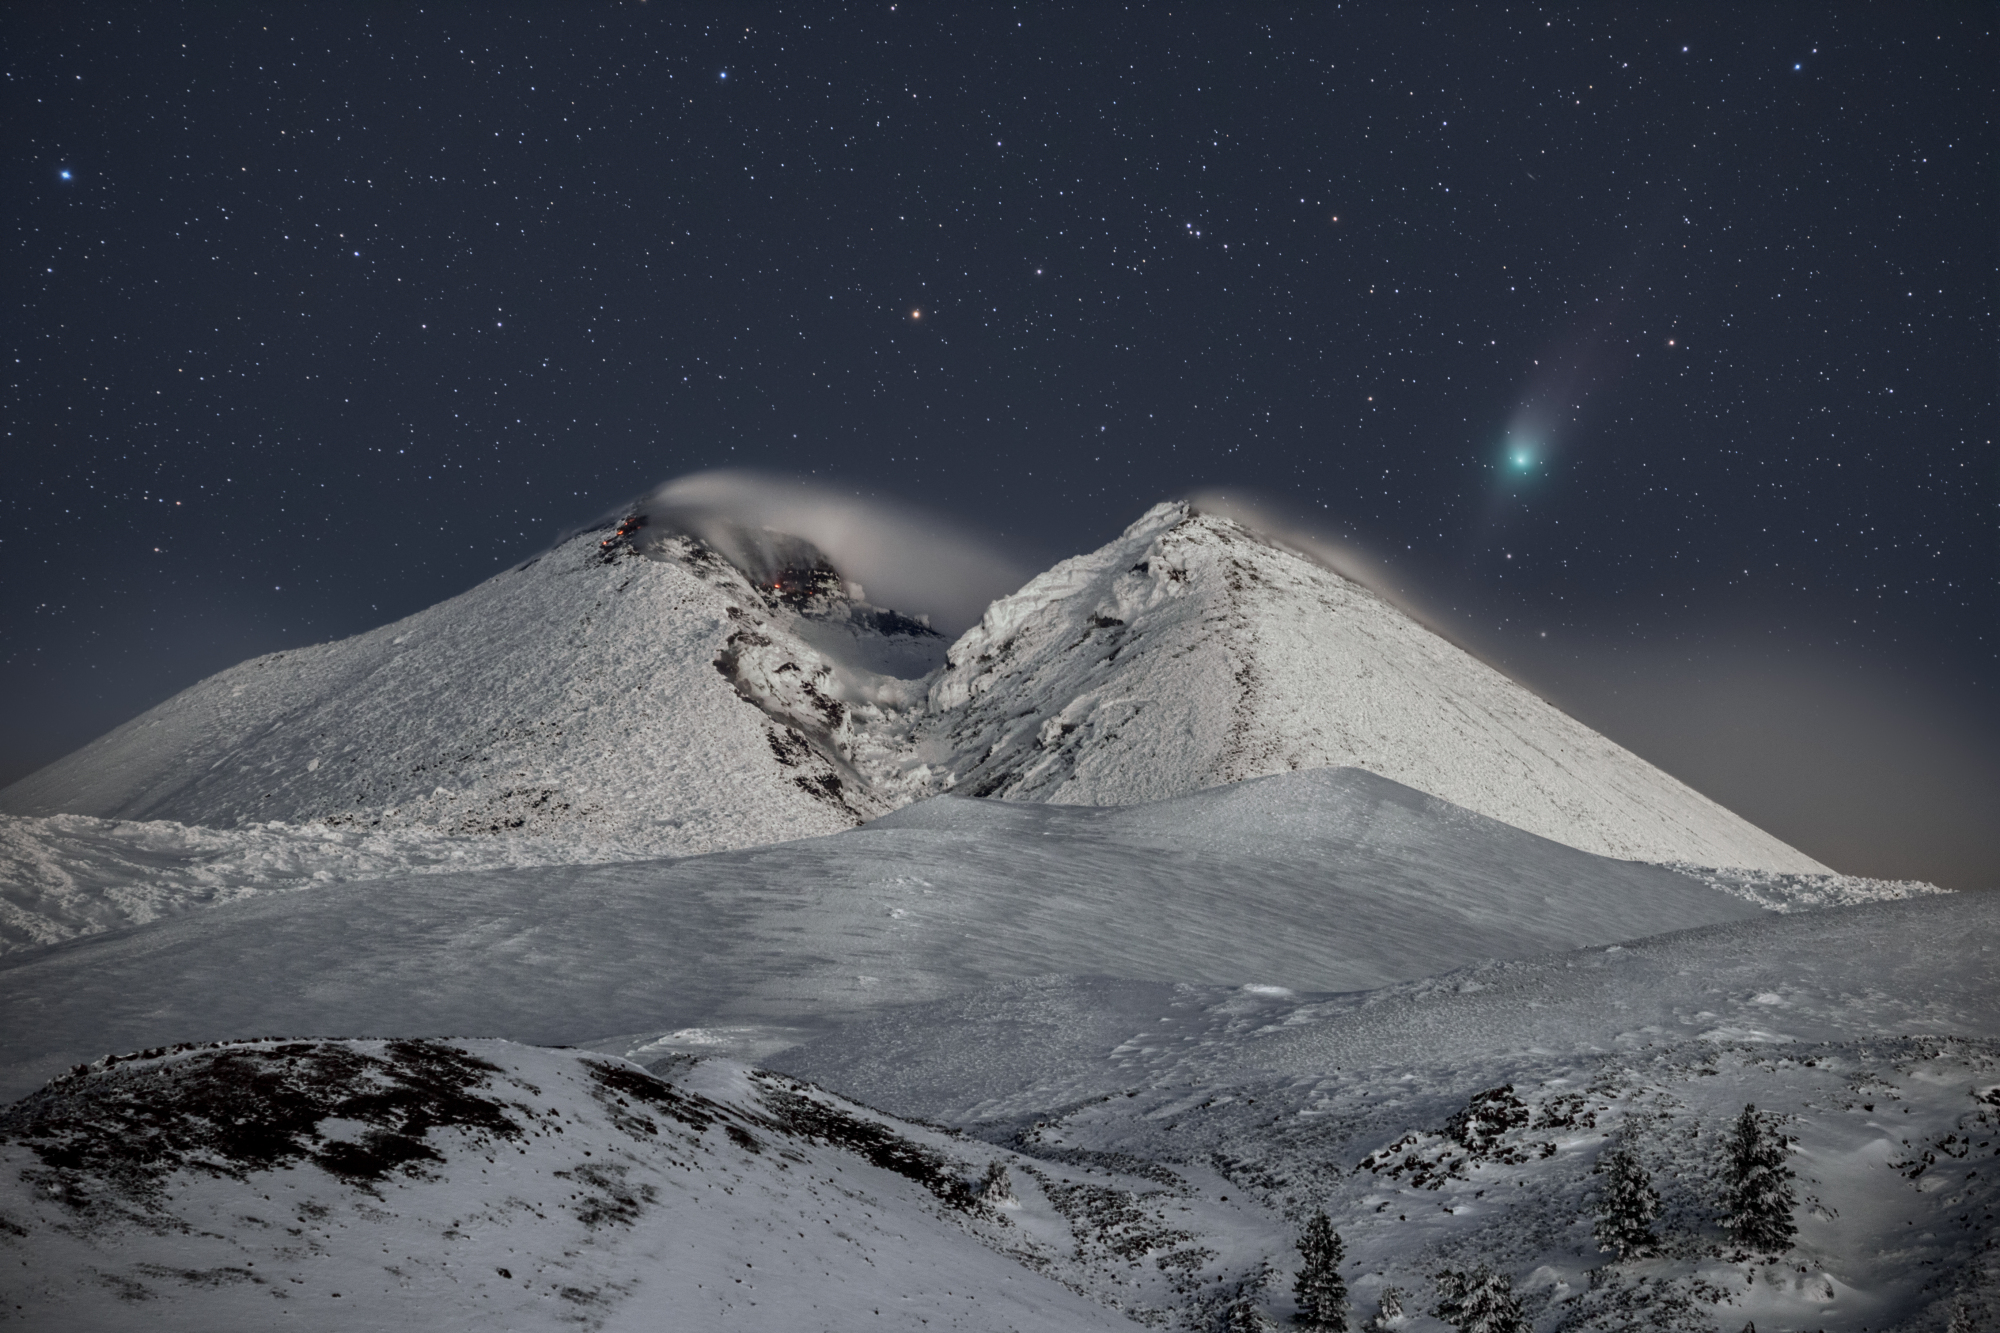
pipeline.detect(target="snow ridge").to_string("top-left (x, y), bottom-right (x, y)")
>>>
top-left (0, 521), bottom-right (945, 856)
top-left (2, 499), bottom-right (1829, 896)
top-left (910, 502), bottom-right (1827, 871)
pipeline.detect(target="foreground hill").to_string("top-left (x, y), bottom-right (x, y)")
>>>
top-left (3, 501), bottom-right (1826, 874)
top-left (0, 768), bottom-right (1786, 1101)
top-left (0, 1039), bottom-right (1134, 1332)
top-left (3, 892), bottom-right (1992, 1332)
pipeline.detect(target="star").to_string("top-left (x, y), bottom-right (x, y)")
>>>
top-left (58, 169), bottom-right (73, 181)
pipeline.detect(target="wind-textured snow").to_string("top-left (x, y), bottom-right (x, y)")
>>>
top-left (769, 892), bottom-right (2000, 1331)
top-left (0, 769), bottom-right (1773, 1101)
top-left (0, 812), bottom-right (682, 955)
top-left (3, 898), bottom-right (1992, 1330)
top-left (912, 502), bottom-right (1826, 872)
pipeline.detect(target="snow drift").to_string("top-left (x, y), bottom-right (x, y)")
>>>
top-left (0, 766), bottom-right (1782, 1101)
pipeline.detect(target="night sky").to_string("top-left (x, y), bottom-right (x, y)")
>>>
top-left (7, 6), bottom-right (1994, 886)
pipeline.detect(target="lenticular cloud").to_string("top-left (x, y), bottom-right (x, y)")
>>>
top-left (633, 470), bottom-right (1028, 634)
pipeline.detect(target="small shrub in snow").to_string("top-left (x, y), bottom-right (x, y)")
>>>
top-left (1291, 1208), bottom-right (1347, 1330)
top-left (977, 1160), bottom-right (1013, 1205)
top-left (1445, 1085), bottom-right (1530, 1153)
top-left (1592, 1138), bottom-right (1660, 1260)
top-left (1432, 1265), bottom-right (1528, 1333)
top-left (1226, 1298), bottom-right (1279, 1332)
top-left (1224, 1261), bottom-right (1279, 1332)
top-left (1721, 1103), bottom-right (1796, 1254)
top-left (1363, 1285), bottom-right (1407, 1331)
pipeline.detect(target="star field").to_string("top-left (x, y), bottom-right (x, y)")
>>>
top-left (5, 6), bottom-right (1994, 883)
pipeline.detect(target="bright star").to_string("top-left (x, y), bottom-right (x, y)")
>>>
top-left (59, 169), bottom-right (73, 181)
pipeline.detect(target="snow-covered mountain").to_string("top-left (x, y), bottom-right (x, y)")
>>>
top-left (5, 494), bottom-right (1981, 1331)
top-left (0, 518), bottom-right (948, 858)
top-left (910, 502), bottom-right (1823, 871)
top-left (1, 499), bottom-right (1824, 875)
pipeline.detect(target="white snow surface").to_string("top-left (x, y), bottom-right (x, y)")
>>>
top-left (0, 1039), bottom-right (1133, 1331)
top-left (0, 812), bottom-right (674, 955)
top-left (1662, 860), bottom-right (1949, 914)
top-left (0, 768), bottom-right (1779, 1101)
top-left (0, 523), bottom-right (945, 853)
top-left (3, 500), bottom-right (1825, 876)
top-left (772, 893), bottom-right (2000, 1330)
top-left (3, 893), bottom-right (1993, 1329)
top-left (912, 502), bottom-right (1826, 871)
top-left (3, 500), bottom-right (1985, 1330)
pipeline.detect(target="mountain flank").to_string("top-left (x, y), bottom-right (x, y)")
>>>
top-left (2, 501), bottom-right (1825, 873)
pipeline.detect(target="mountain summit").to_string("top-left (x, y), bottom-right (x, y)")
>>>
top-left (908, 502), bottom-right (1825, 871)
top-left (0, 517), bottom-right (946, 857)
top-left (2, 500), bottom-right (1823, 872)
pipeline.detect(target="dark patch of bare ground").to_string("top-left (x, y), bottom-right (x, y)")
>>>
top-left (751, 1073), bottom-right (985, 1211)
top-left (0, 1038), bottom-right (525, 1219)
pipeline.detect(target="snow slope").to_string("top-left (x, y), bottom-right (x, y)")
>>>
top-left (4, 500), bottom-right (1824, 878)
top-left (0, 522), bottom-right (946, 854)
top-left (0, 768), bottom-right (1780, 1102)
top-left (776, 891), bottom-right (2000, 1126)
top-left (0, 812), bottom-right (692, 956)
top-left (913, 502), bottom-right (1825, 872)
top-left (3, 898), bottom-right (1992, 1332)
top-left (0, 1038), bottom-right (1134, 1331)
top-left (769, 891), bottom-right (2000, 1331)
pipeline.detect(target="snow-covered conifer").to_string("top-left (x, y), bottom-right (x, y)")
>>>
top-left (1227, 1298), bottom-right (1279, 1332)
top-left (1592, 1138), bottom-right (1660, 1259)
top-left (1363, 1285), bottom-right (1407, 1330)
top-left (1721, 1103), bottom-right (1797, 1254)
top-left (977, 1160), bottom-right (1013, 1205)
top-left (1291, 1209), bottom-right (1347, 1330)
top-left (1432, 1265), bottom-right (1528, 1333)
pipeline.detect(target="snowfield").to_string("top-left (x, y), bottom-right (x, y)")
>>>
top-left (0, 812), bottom-right (683, 956)
top-left (0, 1039), bottom-right (1135, 1331)
top-left (0, 498), bottom-right (1989, 1329)
top-left (2, 895), bottom-right (1992, 1331)
top-left (0, 767), bottom-right (1788, 1101)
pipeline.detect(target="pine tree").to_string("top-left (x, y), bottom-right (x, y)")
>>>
top-left (1292, 1209), bottom-right (1348, 1330)
top-left (1364, 1286), bottom-right (1406, 1331)
top-left (1432, 1266), bottom-right (1529, 1333)
top-left (1722, 1103), bottom-right (1797, 1254)
top-left (1592, 1138), bottom-right (1660, 1259)
top-left (977, 1160), bottom-right (1013, 1206)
